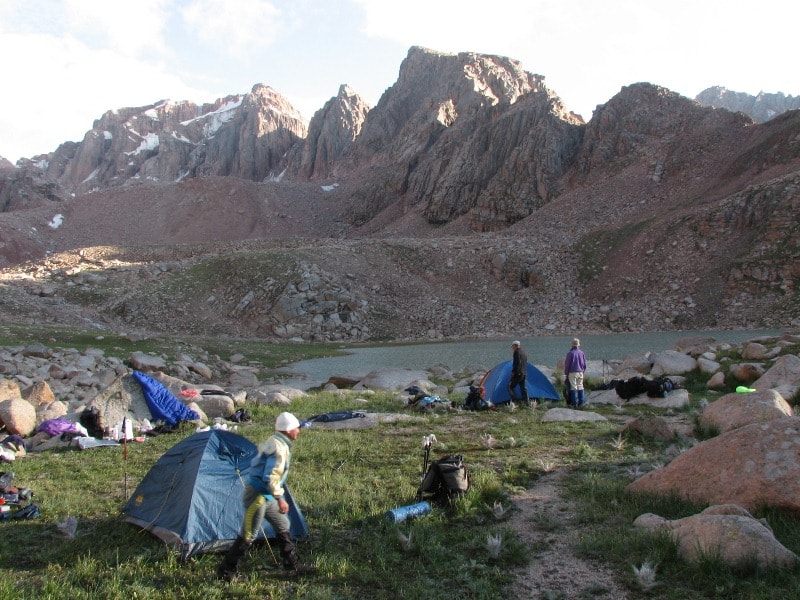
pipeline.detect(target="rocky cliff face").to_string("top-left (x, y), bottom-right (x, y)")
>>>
top-left (287, 84), bottom-right (370, 181)
top-left (36, 84), bottom-right (306, 194)
top-left (335, 47), bottom-right (585, 231)
top-left (696, 86), bottom-right (800, 123)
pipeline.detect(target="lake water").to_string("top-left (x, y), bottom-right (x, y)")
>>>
top-left (279, 329), bottom-right (783, 389)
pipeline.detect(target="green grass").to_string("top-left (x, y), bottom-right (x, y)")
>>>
top-left (563, 462), bottom-right (800, 599)
top-left (1, 332), bottom-right (798, 598)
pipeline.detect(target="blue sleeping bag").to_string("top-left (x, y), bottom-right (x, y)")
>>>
top-left (131, 371), bottom-right (201, 427)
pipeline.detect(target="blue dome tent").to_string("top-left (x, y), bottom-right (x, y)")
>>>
top-left (123, 429), bottom-right (307, 561)
top-left (479, 360), bottom-right (559, 404)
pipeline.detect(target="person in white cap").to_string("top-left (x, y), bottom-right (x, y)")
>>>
top-left (218, 411), bottom-right (314, 580)
top-left (564, 338), bottom-right (587, 407)
top-left (508, 340), bottom-right (528, 403)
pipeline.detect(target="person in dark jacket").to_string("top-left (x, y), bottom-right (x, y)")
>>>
top-left (218, 412), bottom-right (314, 581)
top-left (564, 338), bottom-right (587, 407)
top-left (508, 340), bottom-right (528, 403)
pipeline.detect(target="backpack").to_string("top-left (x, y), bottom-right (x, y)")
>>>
top-left (614, 376), bottom-right (649, 400)
top-left (462, 386), bottom-right (494, 411)
top-left (417, 455), bottom-right (470, 506)
top-left (227, 408), bottom-right (252, 423)
top-left (645, 377), bottom-right (674, 398)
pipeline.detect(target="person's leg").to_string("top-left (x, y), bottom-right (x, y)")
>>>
top-left (568, 373), bottom-right (579, 406)
top-left (574, 372), bottom-right (586, 406)
top-left (264, 499), bottom-right (314, 575)
top-left (508, 376), bottom-right (518, 401)
top-left (218, 486), bottom-right (265, 581)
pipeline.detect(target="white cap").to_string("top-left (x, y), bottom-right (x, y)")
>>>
top-left (511, 340), bottom-right (521, 347)
top-left (275, 412), bottom-right (300, 431)
top-left (572, 338), bottom-right (580, 347)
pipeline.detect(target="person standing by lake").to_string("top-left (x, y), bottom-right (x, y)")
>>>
top-left (564, 338), bottom-right (587, 407)
top-left (508, 340), bottom-right (528, 403)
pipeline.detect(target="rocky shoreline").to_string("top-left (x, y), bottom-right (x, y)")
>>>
top-left (0, 331), bottom-right (797, 437)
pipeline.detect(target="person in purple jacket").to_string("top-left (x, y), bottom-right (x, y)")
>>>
top-left (564, 338), bottom-right (587, 407)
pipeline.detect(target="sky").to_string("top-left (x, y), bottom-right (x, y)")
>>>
top-left (1, 0), bottom-right (797, 162)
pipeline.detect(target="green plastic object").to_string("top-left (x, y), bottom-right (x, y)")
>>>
top-left (736, 385), bottom-right (757, 394)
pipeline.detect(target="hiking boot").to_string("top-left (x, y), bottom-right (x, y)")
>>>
top-left (217, 536), bottom-right (251, 582)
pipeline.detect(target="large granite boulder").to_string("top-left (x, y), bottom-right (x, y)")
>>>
top-left (356, 368), bottom-right (432, 392)
top-left (627, 417), bottom-right (800, 513)
top-left (0, 397), bottom-right (37, 436)
top-left (700, 389), bottom-right (794, 433)
top-left (541, 407), bottom-right (608, 423)
top-left (752, 354), bottom-right (800, 400)
top-left (634, 504), bottom-right (798, 568)
top-left (650, 350), bottom-right (697, 376)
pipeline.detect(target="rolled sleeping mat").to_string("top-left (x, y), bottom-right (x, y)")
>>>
top-left (385, 501), bottom-right (431, 523)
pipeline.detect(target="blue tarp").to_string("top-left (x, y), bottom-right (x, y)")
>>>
top-left (479, 360), bottom-right (560, 404)
top-left (123, 429), bottom-right (308, 560)
top-left (131, 371), bottom-right (200, 426)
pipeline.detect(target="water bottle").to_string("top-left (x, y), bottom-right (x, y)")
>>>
top-left (385, 501), bottom-right (432, 523)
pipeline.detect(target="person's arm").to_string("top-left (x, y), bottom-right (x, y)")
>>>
top-left (267, 444), bottom-right (288, 499)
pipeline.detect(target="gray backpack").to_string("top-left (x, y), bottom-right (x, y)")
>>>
top-left (418, 455), bottom-right (470, 506)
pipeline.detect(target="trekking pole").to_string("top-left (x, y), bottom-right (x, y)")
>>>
top-left (122, 417), bottom-right (129, 499)
top-left (418, 434), bottom-right (437, 498)
top-left (259, 524), bottom-right (279, 566)
top-left (421, 435), bottom-right (434, 482)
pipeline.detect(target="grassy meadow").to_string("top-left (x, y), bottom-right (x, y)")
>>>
top-left (0, 329), bottom-right (799, 599)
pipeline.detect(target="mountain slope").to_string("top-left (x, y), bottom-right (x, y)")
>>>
top-left (0, 47), bottom-right (798, 341)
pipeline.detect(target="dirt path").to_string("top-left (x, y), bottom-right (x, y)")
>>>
top-left (507, 469), bottom-right (632, 599)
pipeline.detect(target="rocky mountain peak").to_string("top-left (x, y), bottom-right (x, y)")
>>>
top-left (287, 83), bottom-right (371, 180)
top-left (31, 85), bottom-right (306, 194)
top-left (696, 86), bottom-right (800, 123)
top-left (337, 46), bottom-right (584, 230)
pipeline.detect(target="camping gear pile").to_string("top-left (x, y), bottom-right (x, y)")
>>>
top-left (404, 386), bottom-right (451, 412)
top-left (416, 434), bottom-right (470, 507)
top-left (0, 471), bottom-right (40, 521)
top-left (611, 376), bottom-right (675, 400)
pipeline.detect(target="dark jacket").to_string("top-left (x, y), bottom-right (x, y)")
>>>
top-left (512, 347), bottom-right (527, 377)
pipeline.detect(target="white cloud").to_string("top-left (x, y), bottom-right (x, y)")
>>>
top-left (181, 0), bottom-right (284, 59)
top-left (0, 31), bottom-right (210, 160)
top-left (351, 0), bottom-right (800, 118)
top-left (63, 0), bottom-right (171, 58)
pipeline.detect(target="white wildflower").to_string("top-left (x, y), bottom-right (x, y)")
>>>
top-left (492, 501), bottom-right (505, 519)
top-left (632, 561), bottom-right (659, 591)
top-left (486, 533), bottom-right (502, 559)
top-left (396, 528), bottom-right (413, 551)
top-left (56, 516), bottom-right (78, 539)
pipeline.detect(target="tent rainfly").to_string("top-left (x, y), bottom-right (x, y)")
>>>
top-left (479, 360), bottom-right (560, 404)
